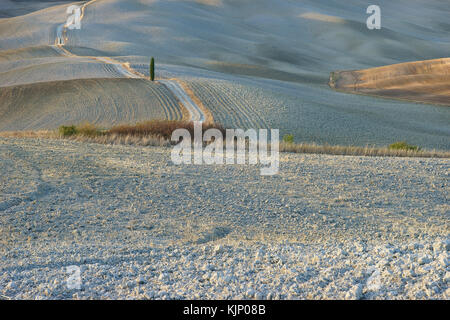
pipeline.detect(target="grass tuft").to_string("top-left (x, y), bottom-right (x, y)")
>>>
top-left (389, 141), bottom-right (420, 152)
top-left (283, 134), bottom-right (294, 144)
top-left (59, 122), bottom-right (102, 137)
top-left (76, 122), bottom-right (103, 137)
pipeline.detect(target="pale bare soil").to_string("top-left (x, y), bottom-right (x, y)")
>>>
top-left (0, 47), bottom-right (124, 87)
top-left (0, 138), bottom-right (449, 299)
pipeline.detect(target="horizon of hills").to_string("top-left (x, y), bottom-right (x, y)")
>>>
top-left (0, 0), bottom-right (449, 149)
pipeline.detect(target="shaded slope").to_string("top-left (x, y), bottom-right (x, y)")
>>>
top-left (3, 0), bottom-right (449, 82)
top-left (0, 0), bottom-right (72, 18)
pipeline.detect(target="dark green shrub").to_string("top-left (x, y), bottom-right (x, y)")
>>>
top-left (59, 125), bottom-right (77, 137)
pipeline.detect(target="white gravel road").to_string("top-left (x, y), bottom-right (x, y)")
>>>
top-left (159, 80), bottom-right (205, 122)
top-left (0, 138), bottom-right (448, 299)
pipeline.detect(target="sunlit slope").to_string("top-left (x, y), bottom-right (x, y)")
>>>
top-left (0, 2), bottom-right (69, 49)
top-left (0, 78), bottom-right (183, 131)
top-left (330, 58), bottom-right (450, 106)
top-left (0, 45), bottom-right (128, 87)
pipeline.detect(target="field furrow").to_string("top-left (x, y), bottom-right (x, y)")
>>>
top-left (188, 80), bottom-right (267, 129)
top-left (0, 78), bottom-right (183, 131)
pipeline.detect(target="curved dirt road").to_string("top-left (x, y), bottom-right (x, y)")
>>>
top-left (55, 0), bottom-right (97, 46)
top-left (159, 80), bottom-right (205, 122)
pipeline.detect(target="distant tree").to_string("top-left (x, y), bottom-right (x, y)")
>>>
top-left (150, 57), bottom-right (155, 81)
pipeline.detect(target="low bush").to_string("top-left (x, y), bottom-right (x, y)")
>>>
top-left (58, 125), bottom-right (77, 137)
top-left (388, 141), bottom-right (420, 152)
top-left (58, 123), bottom-right (102, 137)
top-left (283, 134), bottom-right (294, 144)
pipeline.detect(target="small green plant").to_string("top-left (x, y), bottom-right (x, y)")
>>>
top-left (388, 141), bottom-right (420, 151)
top-left (283, 134), bottom-right (294, 144)
top-left (150, 57), bottom-right (155, 81)
top-left (58, 125), bottom-right (77, 137)
top-left (58, 123), bottom-right (101, 137)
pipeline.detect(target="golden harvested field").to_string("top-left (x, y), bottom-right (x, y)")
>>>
top-left (330, 58), bottom-right (450, 106)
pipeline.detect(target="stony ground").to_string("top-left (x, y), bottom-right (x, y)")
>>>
top-left (0, 138), bottom-right (448, 299)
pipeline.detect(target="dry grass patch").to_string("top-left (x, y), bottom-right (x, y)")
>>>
top-left (280, 142), bottom-right (449, 158)
top-left (69, 133), bottom-right (171, 147)
top-left (108, 120), bottom-right (225, 141)
top-left (2, 123), bottom-right (448, 158)
top-left (0, 130), bottom-right (57, 138)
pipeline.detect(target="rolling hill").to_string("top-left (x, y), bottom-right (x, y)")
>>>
top-left (330, 58), bottom-right (450, 106)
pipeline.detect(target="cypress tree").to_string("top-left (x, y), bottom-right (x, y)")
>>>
top-left (150, 57), bottom-right (155, 81)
